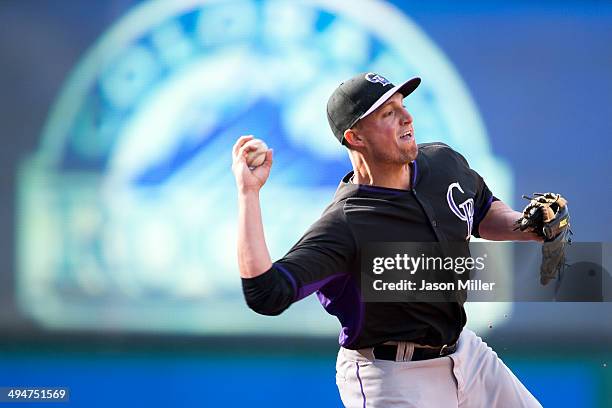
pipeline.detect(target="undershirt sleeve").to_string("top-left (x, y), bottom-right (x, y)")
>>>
top-left (241, 266), bottom-right (296, 316)
top-left (241, 207), bottom-right (356, 316)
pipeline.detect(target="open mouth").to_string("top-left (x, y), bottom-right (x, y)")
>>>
top-left (399, 130), bottom-right (413, 140)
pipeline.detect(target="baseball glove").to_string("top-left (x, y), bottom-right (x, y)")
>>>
top-left (515, 193), bottom-right (572, 285)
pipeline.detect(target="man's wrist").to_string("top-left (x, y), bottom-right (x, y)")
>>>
top-left (238, 188), bottom-right (260, 200)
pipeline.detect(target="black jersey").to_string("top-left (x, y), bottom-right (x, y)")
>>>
top-left (242, 142), bottom-right (496, 349)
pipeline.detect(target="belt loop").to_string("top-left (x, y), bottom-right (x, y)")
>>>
top-left (404, 342), bottom-right (415, 361)
top-left (395, 342), bottom-right (406, 362)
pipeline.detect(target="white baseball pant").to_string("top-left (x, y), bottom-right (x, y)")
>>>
top-left (336, 328), bottom-right (542, 407)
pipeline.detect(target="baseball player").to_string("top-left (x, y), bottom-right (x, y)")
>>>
top-left (232, 72), bottom-right (569, 407)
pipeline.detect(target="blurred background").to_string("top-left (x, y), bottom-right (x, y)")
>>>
top-left (1, 0), bottom-right (611, 406)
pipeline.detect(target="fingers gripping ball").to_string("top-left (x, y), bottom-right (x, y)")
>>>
top-left (244, 139), bottom-right (269, 168)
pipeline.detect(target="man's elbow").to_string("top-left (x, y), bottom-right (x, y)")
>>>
top-left (241, 270), bottom-right (294, 316)
top-left (245, 297), bottom-right (289, 316)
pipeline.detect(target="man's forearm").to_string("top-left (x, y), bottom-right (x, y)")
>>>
top-left (237, 191), bottom-right (273, 278)
top-left (479, 200), bottom-right (542, 241)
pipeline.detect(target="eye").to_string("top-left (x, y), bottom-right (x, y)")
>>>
top-left (384, 110), bottom-right (393, 117)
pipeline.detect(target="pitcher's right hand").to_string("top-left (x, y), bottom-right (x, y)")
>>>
top-left (232, 135), bottom-right (273, 193)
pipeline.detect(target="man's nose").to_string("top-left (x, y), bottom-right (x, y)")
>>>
top-left (401, 109), bottom-right (413, 124)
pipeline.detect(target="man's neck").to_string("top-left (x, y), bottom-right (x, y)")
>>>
top-left (352, 162), bottom-right (412, 190)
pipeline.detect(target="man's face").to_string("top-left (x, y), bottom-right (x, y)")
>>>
top-left (354, 92), bottom-right (417, 165)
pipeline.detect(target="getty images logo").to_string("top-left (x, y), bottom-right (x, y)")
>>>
top-left (446, 182), bottom-right (474, 239)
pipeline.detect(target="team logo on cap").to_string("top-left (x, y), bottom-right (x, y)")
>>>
top-left (365, 72), bottom-right (391, 86)
top-left (446, 182), bottom-right (474, 239)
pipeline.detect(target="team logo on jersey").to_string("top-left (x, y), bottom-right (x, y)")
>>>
top-left (446, 182), bottom-right (474, 239)
top-left (365, 73), bottom-right (391, 86)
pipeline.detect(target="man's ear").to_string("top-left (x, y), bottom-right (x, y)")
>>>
top-left (344, 129), bottom-right (364, 148)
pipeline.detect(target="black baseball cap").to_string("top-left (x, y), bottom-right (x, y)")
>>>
top-left (326, 72), bottom-right (421, 145)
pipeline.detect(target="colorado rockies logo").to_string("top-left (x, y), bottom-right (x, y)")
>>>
top-left (365, 72), bottom-right (391, 86)
top-left (18, 0), bottom-right (507, 335)
top-left (446, 182), bottom-right (474, 239)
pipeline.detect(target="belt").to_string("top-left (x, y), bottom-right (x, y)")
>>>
top-left (372, 342), bottom-right (457, 361)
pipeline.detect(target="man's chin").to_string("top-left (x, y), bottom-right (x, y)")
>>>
top-left (402, 143), bottom-right (418, 162)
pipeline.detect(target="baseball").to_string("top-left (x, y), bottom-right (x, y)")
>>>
top-left (245, 138), bottom-right (268, 168)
